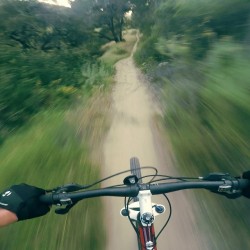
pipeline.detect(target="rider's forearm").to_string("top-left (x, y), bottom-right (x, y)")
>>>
top-left (0, 208), bottom-right (18, 227)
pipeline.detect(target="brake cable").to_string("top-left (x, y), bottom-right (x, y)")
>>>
top-left (46, 166), bottom-right (158, 192)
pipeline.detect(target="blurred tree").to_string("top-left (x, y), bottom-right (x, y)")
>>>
top-left (155, 0), bottom-right (250, 59)
top-left (0, 0), bottom-right (94, 50)
top-left (131, 0), bottom-right (160, 35)
top-left (72, 0), bottom-right (133, 42)
top-left (0, 0), bottom-right (105, 141)
top-left (134, 0), bottom-right (250, 63)
top-left (93, 0), bottom-right (133, 42)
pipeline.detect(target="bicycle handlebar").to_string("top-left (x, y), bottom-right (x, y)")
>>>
top-left (40, 178), bottom-right (249, 205)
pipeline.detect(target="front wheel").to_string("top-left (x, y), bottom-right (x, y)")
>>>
top-left (130, 157), bottom-right (143, 249)
top-left (130, 157), bottom-right (142, 183)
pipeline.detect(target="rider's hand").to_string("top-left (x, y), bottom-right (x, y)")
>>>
top-left (242, 171), bottom-right (250, 198)
top-left (0, 183), bottom-right (50, 221)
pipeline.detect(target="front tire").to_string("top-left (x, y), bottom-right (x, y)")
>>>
top-left (130, 157), bottom-right (143, 249)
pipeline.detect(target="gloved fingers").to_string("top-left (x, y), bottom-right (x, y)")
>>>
top-left (17, 198), bottom-right (50, 221)
top-left (1, 183), bottom-right (50, 221)
top-left (10, 184), bottom-right (45, 200)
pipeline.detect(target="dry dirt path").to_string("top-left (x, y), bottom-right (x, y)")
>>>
top-left (102, 34), bottom-right (210, 250)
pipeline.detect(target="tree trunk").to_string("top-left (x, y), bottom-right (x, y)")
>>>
top-left (109, 16), bottom-right (119, 42)
top-left (118, 17), bottom-right (124, 41)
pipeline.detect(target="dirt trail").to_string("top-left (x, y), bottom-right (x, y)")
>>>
top-left (102, 34), bottom-right (210, 250)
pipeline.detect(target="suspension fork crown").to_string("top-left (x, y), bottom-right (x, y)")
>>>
top-left (138, 190), bottom-right (154, 226)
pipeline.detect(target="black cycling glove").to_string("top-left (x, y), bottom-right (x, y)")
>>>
top-left (242, 171), bottom-right (250, 198)
top-left (0, 183), bottom-right (50, 221)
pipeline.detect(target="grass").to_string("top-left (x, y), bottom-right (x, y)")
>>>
top-left (99, 29), bottom-right (138, 65)
top-left (163, 41), bottom-right (250, 249)
top-left (81, 62), bottom-right (114, 93)
top-left (0, 108), bottom-right (106, 249)
top-left (80, 30), bottom-right (138, 94)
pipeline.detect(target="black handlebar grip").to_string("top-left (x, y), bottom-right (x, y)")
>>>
top-left (237, 178), bottom-right (250, 189)
top-left (241, 174), bottom-right (250, 198)
top-left (242, 171), bottom-right (250, 179)
top-left (39, 193), bottom-right (54, 205)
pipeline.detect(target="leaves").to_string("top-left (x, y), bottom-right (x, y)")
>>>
top-left (0, 0), bottom-right (106, 141)
top-left (73, 0), bottom-right (133, 42)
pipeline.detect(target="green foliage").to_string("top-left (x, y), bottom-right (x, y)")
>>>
top-left (81, 62), bottom-right (114, 91)
top-left (155, 37), bottom-right (190, 59)
top-left (131, 0), bottom-right (158, 35)
top-left (0, 45), bottom-right (79, 140)
top-left (99, 29), bottom-right (138, 65)
top-left (134, 0), bottom-right (250, 64)
top-left (0, 0), bottom-right (107, 141)
top-left (162, 42), bottom-right (250, 176)
top-left (0, 0), bottom-right (96, 50)
top-left (197, 42), bottom-right (250, 172)
top-left (162, 40), bottom-right (250, 250)
top-left (0, 111), bottom-right (105, 249)
top-left (134, 35), bottom-right (169, 71)
top-left (114, 47), bottom-right (127, 55)
top-left (73, 0), bottom-right (133, 42)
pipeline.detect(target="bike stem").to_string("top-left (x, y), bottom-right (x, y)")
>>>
top-left (139, 190), bottom-right (155, 226)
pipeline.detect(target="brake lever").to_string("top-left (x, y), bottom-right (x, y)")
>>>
top-left (201, 173), bottom-right (242, 199)
top-left (55, 203), bottom-right (77, 215)
top-left (50, 185), bottom-right (81, 215)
